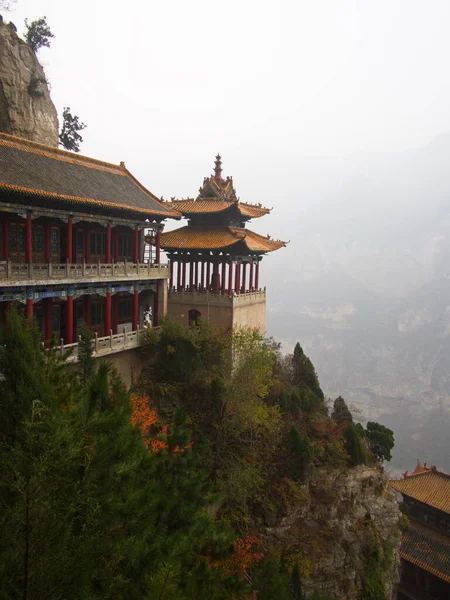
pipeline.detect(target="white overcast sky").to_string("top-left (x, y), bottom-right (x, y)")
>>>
top-left (6, 0), bottom-right (450, 212)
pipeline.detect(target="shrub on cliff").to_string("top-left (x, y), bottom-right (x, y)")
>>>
top-left (24, 16), bottom-right (54, 53)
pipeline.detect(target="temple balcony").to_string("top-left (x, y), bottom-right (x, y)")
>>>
top-left (0, 260), bottom-right (170, 287)
top-left (168, 288), bottom-right (266, 307)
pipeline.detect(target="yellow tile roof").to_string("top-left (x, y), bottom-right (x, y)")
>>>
top-left (157, 225), bottom-right (286, 253)
top-left (400, 520), bottom-right (450, 583)
top-left (390, 468), bottom-right (450, 514)
top-left (166, 198), bottom-right (270, 219)
top-left (0, 132), bottom-right (180, 219)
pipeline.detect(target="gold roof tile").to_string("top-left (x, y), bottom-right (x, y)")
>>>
top-left (390, 468), bottom-right (450, 514)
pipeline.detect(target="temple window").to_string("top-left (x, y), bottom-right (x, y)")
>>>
top-left (51, 227), bottom-right (60, 255)
top-left (10, 223), bottom-right (25, 253)
top-left (118, 296), bottom-right (132, 321)
top-left (90, 232), bottom-right (106, 257)
top-left (91, 300), bottom-right (105, 326)
top-left (32, 226), bottom-right (44, 254)
top-left (76, 230), bottom-right (84, 254)
top-left (118, 233), bottom-right (132, 259)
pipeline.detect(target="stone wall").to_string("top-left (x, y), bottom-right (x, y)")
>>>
top-left (0, 17), bottom-right (58, 146)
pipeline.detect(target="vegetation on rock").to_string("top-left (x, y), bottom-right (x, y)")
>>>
top-left (24, 16), bottom-right (54, 54)
top-left (59, 106), bottom-right (86, 152)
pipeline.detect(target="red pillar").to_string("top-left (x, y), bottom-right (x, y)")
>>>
top-left (177, 259), bottom-right (181, 291)
top-left (25, 213), bottom-right (32, 263)
top-left (104, 289), bottom-right (112, 336)
top-left (228, 260), bottom-right (233, 294)
top-left (106, 223), bottom-right (112, 263)
top-left (242, 263), bottom-right (247, 293)
top-left (249, 260), bottom-right (254, 292)
top-left (213, 262), bottom-right (219, 294)
top-left (44, 297), bottom-right (53, 341)
top-left (133, 227), bottom-right (139, 263)
top-left (26, 288), bottom-right (33, 319)
top-left (194, 260), bottom-right (199, 290)
top-left (112, 294), bottom-right (119, 334)
top-left (235, 262), bottom-right (240, 295)
top-left (206, 261), bottom-right (211, 290)
top-left (189, 260), bottom-right (194, 291)
top-left (83, 295), bottom-right (91, 329)
top-left (169, 259), bottom-right (174, 289)
top-left (132, 290), bottom-right (139, 331)
top-left (66, 290), bottom-right (74, 344)
top-left (154, 282), bottom-right (160, 327)
top-left (221, 261), bottom-right (226, 294)
top-left (255, 261), bottom-right (260, 290)
top-left (182, 260), bottom-right (186, 290)
top-left (155, 228), bottom-right (161, 264)
top-left (200, 261), bottom-right (205, 291)
top-left (66, 218), bottom-right (73, 264)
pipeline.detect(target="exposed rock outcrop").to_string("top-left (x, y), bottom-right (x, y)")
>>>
top-left (266, 466), bottom-right (401, 599)
top-left (0, 16), bottom-right (58, 146)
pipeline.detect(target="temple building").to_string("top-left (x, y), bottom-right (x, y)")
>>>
top-left (155, 155), bottom-right (286, 332)
top-left (0, 132), bottom-right (179, 361)
top-left (390, 462), bottom-right (450, 600)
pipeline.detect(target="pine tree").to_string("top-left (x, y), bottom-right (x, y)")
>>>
top-left (344, 423), bottom-right (365, 466)
top-left (331, 396), bottom-right (353, 424)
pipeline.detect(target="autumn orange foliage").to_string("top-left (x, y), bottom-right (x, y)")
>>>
top-left (130, 393), bottom-right (192, 454)
top-left (211, 534), bottom-right (263, 576)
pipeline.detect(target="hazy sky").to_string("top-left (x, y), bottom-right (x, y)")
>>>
top-left (7, 0), bottom-right (450, 205)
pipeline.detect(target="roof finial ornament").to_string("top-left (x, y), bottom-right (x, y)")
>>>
top-left (214, 153), bottom-right (222, 179)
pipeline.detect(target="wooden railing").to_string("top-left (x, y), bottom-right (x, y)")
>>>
top-left (168, 288), bottom-right (266, 306)
top-left (57, 326), bottom-right (157, 360)
top-left (0, 261), bottom-right (169, 281)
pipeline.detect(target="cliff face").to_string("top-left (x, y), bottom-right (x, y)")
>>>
top-left (266, 466), bottom-right (401, 599)
top-left (0, 17), bottom-right (58, 146)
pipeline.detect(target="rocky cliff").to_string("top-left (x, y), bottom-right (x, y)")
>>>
top-left (266, 466), bottom-right (401, 599)
top-left (0, 16), bottom-right (58, 146)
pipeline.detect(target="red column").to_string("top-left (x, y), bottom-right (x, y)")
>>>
top-left (112, 295), bottom-right (119, 334)
top-left (194, 260), bottom-right (199, 290)
top-left (249, 260), bottom-right (254, 292)
top-left (66, 290), bottom-right (74, 344)
top-left (182, 260), bottom-right (186, 290)
top-left (154, 282), bottom-right (160, 327)
top-left (177, 259), bottom-right (181, 291)
top-left (242, 263), bottom-right (247, 293)
top-left (26, 287), bottom-right (33, 319)
top-left (85, 225), bottom-right (91, 263)
top-left (133, 227), bottom-right (139, 263)
top-left (25, 213), bottom-right (32, 263)
top-left (189, 260), bottom-right (194, 291)
top-left (44, 298), bottom-right (53, 341)
top-left (83, 295), bottom-right (91, 329)
top-left (44, 223), bottom-right (51, 262)
top-left (104, 290), bottom-right (112, 336)
top-left (221, 261), bottom-right (226, 294)
top-left (66, 218), bottom-right (73, 264)
top-left (235, 262), bottom-right (240, 295)
top-left (206, 261), bottom-right (211, 290)
top-left (200, 261), bottom-right (205, 291)
top-left (155, 228), bottom-right (161, 264)
top-left (169, 259), bottom-right (174, 289)
top-left (228, 260), bottom-right (233, 294)
top-left (132, 290), bottom-right (139, 330)
top-left (213, 262), bottom-right (219, 294)
top-left (3, 214), bottom-right (9, 261)
top-left (106, 223), bottom-right (112, 263)
top-left (255, 261), bottom-right (259, 290)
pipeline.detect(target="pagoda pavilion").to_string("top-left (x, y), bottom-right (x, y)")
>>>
top-left (0, 132), bottom-right (179, 363)
top-left (156, 155), bottom-right (286, 332)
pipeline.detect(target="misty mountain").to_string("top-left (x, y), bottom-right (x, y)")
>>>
top-left (264, 134), bottom-right (450, 472)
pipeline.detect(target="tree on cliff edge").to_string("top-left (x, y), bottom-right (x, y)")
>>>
top-left (24, 16), bottom-right (54, 53)
top-left (59, 107), bottom-right (86, 152)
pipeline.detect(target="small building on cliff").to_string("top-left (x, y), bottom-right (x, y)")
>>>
top-left (155, 155), bottom-right (286, 333)
top-left (390, 461), bottom-right (450, 600)
top-left (0, 132), bottom-right (179, 362)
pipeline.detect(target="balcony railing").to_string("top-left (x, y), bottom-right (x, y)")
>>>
top-left (56, 326), bottom-right (158, 360)
top-left (0, 261), bottom-right (169, 283)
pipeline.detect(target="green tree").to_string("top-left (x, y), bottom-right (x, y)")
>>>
top-left (344, 423), bottom-right (365, 466)
top-left (253, 554), bottom-right (291, 600)
top-left (77, 324), bottom-right (94, 384)
top-left (366, 422), bottom-right (395, 463)
top-left (24, 16), bottom-right (54, 53)
top-left (59, 107), bottom-right (86, 152)
top-left (290, 564), bottom-right (304, 599)
top-left (291, 343), bottom-right (324, 403)
top-left (289, 425), bottom-right (313, 479)
top-left (331, 396), bottom-right (353, 424)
